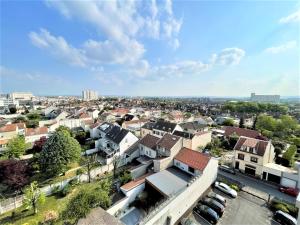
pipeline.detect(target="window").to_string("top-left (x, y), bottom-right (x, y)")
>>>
top-left (251, 157), bottom-right (258, 163)
top-left (188, 166), bottom-right (195, 174)
top-left (238, 153), bottom-right (244, 160)
top-left (175, 161), bottom-right (180, 166)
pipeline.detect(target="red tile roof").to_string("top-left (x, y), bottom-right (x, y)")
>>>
top-left (223, 126), bottom-right (265, 139)
top-left (15, 123), bottom-right (26, 129)
top-left (90, 122), bottom-right (101, 129)
top-left (0, 124), bottom-right (17, 133)
top-left (139, 134), bottom-right (160, 149)
top-left (25, 127), bottom-right (48, 136)
top-left (234, 136), bottom-right (269, 156)
top-left (175, 147), bottom-right (210, 171)
top-left (0, 139), bottom-right (9, 145)
top-left (120, 173), bottom-right (153, 191)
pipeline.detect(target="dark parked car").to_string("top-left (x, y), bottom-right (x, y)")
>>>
top-left (279, 186), bottom-right (299, 197)
top-left (207, 192), bottom-right (226, 206)
top-left (200, 197), bottom-right (225, 216)
top-left (219, 165), bottom-right (236, 174)
top-left (274, 210), bottom-right (297, 225)
top-left (194, 205), bottom-right (219, 224)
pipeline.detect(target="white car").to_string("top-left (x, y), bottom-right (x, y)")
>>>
top-left (214, 181), bottom-right (237, 198)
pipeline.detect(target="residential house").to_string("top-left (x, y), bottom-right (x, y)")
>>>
top-left (140, 122), bottom-right (155, 138)
top-left (152, 120), bottom-right (180, 137)
top-left (25, 127), bottom-right (49, 143)
top-left (87, 109), bottom-right (100, 120)
top-left (233, 136), bottom-right (275, 178)
top-left (174, 147), bottom-right (211, 176)
top-left (223, 126), bottom-right (265, 139)
top-left (0, 124), bottom-right (19, 140)
top-left (173, 130), bottom-right (211, 150)
top-left (95, 123), bottom-right (139, 165)
top-left (177, 121), bottom-right (208, 134)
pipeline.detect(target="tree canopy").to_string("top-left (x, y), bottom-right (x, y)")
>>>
top-left (0, 159), bottom-right (31, 191)
top-left (222, 102), bottom-right (288, 114)
top-left (283, 145), bottom-right (297, 167)
top-left (39, 130), bottom-right (81, 177)
top-left (23, 181), bottom-right (45, 214)
top-left (7, 136), bottom-right (28, 158)
top-left (222, 118), bottom-right (235, 126)
top-left (61, 187), bottom-right (111, 223)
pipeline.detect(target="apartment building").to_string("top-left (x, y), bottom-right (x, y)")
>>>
top-left (82, 89), bottom-right (98, 101)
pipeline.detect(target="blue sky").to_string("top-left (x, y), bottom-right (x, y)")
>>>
top-left (0, 0), bottom-right (299, 96)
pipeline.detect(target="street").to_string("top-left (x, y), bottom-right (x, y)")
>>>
top-left (218, 170), bottom-right (295, 204)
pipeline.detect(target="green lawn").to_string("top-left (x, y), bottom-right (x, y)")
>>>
top-left (0, 181), bottom-right (105, 225)
top-left (0, 195), bottom-right (68, 225)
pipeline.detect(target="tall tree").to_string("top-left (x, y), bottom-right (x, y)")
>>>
top-left (23, 181), bottom-right (45, 214)
top-left (82, 152), bottom-right (101, 183)
top-left (7, 136), bottom-right (28, 158)
top-left (239, 117), bottom-right (245, 128)
top-left (39, 130), bottom-right (81, 177)
top-left (112, 155), bottom-right (121, 178)
top-left (0, 159), bottom-right (31, 191)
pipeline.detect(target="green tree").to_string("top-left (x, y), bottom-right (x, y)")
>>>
top-left (7, 136), bottom-right (28, 158)
top-left (61, 188), bottom-right (111, 223)
top-left (222, 118), bottom-right (235, 126)
top-left (82, 152), bottom-right (101, 183)
top-left (112, 155), bottom-right (121, 178)
top-left (39, 130), bottom-right (81, 177)
top-left (283, 145), bottom-right (297, 167)
top-left (256, 114), bottom-right (277, 132)
top-left (239, 117), bottom-right (245, 128)
top-left (56, 126), bottom-right (73, 136)
top-left (119, 171), bottom-right (132, 185)
top-left (23, 181), bottom-right (45, 214)
top-left (27, 112), bottom-right (41, 121)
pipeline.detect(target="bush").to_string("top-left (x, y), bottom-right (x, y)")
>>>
top-left (60, 184), bottom-right (71, 197)
top-left (119, 172), bottom-right (132, 185)
top-left (230, 184), bottom-right (240, 192)
top-left (43, 210), bottom-right (58, 224)
top-left (69, 178), bottom-right (79, 187)
top-left (274, 203), bottom-right (289, 213)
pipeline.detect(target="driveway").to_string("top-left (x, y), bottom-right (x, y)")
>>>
top-left (189, 190), bottom-right (278, 225)
top-left (218, 170), bottom-right (295, 204)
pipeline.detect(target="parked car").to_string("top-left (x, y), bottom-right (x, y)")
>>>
top-left (279, 186), bottom-right (299, 197)
top-left (274, 210), bottom-right (297, 225)
top-left (214, 181), bottom-right (237, 198)
top-left (200, 197), bottom-right (225, 216)
top-left (207, 192), bottom-right (226, 206)
top-left (219, 165), bottom-right (235, 174)
top-left (194, 205), bottom-right (219, 224)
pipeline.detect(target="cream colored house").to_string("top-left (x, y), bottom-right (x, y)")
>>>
top-left (173, 130), bottom-right (211, 150)
top-left (233, 136), bottom-right (275, 178)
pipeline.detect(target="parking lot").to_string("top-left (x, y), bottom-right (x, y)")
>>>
top-left (188, 189), bottom-right (278, 225)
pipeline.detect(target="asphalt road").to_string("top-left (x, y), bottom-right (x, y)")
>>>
top-left (218, 170), bottom-right (295, 204)
top-left (189, 190), bottom-right (279, 225)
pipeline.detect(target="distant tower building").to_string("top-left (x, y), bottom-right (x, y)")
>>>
top-left (250, 93), bottom-right (280, 103)
top-left (82, 90), bottom-right (98, 101)
top-left (10, 92), bottom-right (33, 100)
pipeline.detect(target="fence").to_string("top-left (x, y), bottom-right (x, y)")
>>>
top-left (0, 163), bottom-right (113, 215)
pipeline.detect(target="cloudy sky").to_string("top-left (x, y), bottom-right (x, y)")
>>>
top-left (1, 0), bottom-right (299, 96)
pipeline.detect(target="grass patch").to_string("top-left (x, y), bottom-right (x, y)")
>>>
top-left (0, 181), bottom-right (103, 225)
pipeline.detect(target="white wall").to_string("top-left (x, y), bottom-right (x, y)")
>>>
top-left (119, 132), bottom-right (139, 154)
top-left (141, 158), bottom-right (218, 225)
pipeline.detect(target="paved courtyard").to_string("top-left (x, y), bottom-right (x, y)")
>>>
top-left (189, 190), bottom-right (279, 225)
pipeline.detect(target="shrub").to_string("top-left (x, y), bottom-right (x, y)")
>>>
top-left (43, 210), bottom-right (58, 224)
top-left (60, 184), bottom-right (71, 197)
top-left (69, 178), bottom-right (79, 187)
top-left (274, 203), bottom-right (289, 213)
top-left (230, 184), bottom-right (240, 192)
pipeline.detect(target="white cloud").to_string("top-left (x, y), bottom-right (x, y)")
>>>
top-left (211, 48), bottom-right (246, 66)
top-left (145, 47), bottom-right (245, 79)
top-left (46, 0), bottom-right (182, 50)
top-left (29, 29), bottom-right (87, 67)
top-left (279, 10), bottom-right (300, 24)
top-left (264, 41), bottom-right (297, 54)
top-left (29, 29), bottom-right (145, 67)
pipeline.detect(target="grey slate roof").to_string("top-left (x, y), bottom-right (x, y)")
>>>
top-left (153, 120), bottom-right (177, 132)
top-left (141, 122), bottom-right (155, 130)
top-left (106, 126), bottom-right (129, 144)
top-left (173, 130), bottom-right (194, 139)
